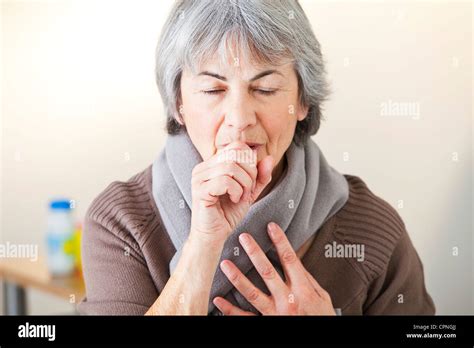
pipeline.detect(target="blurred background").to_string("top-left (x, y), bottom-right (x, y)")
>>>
top-left (0, 0), bottom-right (472, 315)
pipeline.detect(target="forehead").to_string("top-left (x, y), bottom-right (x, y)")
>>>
top-left (187, 55), bottom-right (294, 81)
top-left (184, 34), bottom-right (295, 78)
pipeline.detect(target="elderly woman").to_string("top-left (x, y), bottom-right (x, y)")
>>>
top-left (78, 0), bottom-right (435, 315)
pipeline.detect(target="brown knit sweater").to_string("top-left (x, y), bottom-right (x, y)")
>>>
top-left (77, 166), bottom-right (435, 315)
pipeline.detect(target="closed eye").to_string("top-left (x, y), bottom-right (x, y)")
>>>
top-left (202, 89), bottom-right (225, 95)
top-left (254, 88), bottom-right (277, 96)
top-left (202, 88), bottom-right (278, 96)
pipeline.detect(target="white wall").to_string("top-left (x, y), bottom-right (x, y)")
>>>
top-left (1, 0), bottom-right (472, 315)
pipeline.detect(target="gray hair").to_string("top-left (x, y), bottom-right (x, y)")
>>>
top-left (155, 0), bottom-right (330, 146)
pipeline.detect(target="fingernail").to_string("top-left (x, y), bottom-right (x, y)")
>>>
top-left (267, 222), bottom-right (277, 237)
top-left (239, 233), bottom-right (251, 246)
top-left (220, 260), bottom-right (231, 274)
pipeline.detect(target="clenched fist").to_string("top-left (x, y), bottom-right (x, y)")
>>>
top-left (190, 141), bottom-right (274, 244)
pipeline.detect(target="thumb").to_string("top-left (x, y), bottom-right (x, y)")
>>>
top-left (251, 155), bottom-right (274, 200)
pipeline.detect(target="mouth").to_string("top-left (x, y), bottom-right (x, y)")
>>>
top-left (218, 141), bottom-right (264, 151)
top-left (247, 143), bottom-right (263, 151)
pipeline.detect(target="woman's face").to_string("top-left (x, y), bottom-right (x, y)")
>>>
top-left (179, 56), bottom-right (308, 168)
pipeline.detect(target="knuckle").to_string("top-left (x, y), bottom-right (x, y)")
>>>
top-left (244, 175), bottom-right (253, 187)
top-left (220, 306), bottom-right (231, 315)
top-left (320, 290), bottom-right (331, 301)
top-left (191, 176), bottom-right (200, 187)
top-left (260, 303), bottom-right (273, 314)
top-left (191, 164), bottom-right (202, 176)
top-left (229, 271), bottom-right (240, 283)
top-left (273, 233), bottom-right (285, 245)
top-left (225, 162), bottom-right (237, 172)
top-left (219, 176), bottom-right (231, 187)
top-left (246, 288), bottom-right (260, 303)
top-left (222, 175), bottom-right (234, 185)
top-left (286, 303), bottom-right (299, 315)
top-left (228, 308), bottom-right (239, 316)
top-left (300, 287), bottom-right (316, 300)
top-left (245, 244), bottom-right (258, 256)
top-left (282, 249), bottom-right (297, 264)
top-left (260, 265), bottom-right (276, 280)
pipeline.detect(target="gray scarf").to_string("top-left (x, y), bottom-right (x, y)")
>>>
top-left (152, 132), bottom-right (349, 314)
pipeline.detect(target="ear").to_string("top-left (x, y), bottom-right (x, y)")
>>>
top-left (176, 102), bottom-right (185, 125)
top-left (297, 104), bottom-right (309, 121)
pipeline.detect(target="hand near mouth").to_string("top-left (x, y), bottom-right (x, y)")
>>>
top-left (190, 141), bottom-right (274, 245)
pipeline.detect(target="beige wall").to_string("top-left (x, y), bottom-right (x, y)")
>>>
top-left (1, 0), bottom-right (472, 314)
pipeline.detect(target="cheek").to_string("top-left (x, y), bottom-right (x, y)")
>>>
top-left (257, 99), bottom-right (299, 163)
top-left (181, 94), bottom-right (222, 160)
top-left (260, 101), bottom-right (299, 144)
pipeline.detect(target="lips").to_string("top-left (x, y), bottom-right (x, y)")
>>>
top-left (247, 144), bottom-right (263, 151)
top-left (218, 141), bottom-right (264, 150)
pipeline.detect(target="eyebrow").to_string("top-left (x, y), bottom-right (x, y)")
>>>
top-left (197, 69), bottom-right (283, 82)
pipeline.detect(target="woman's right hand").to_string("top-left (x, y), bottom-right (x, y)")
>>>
top-left (147, 142), bottom-right (273, 315)
top-left (190, 141), bottom-right (274, 244)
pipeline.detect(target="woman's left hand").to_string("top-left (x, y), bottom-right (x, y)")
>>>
top-left (213, 222), bottom-right (336, 315)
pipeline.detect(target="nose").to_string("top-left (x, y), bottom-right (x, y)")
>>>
top-left (223, 90), bottom-right (257, 132)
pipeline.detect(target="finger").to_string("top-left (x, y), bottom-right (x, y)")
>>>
top-left (216, 141), bottom-right (257, 165)
top-left (193, 142), bottom-right (258, 201)
top-left (239, 233), bottom-right (288, 299)
top-left (267, 222), bottom-right (307, 286)
top-left (197, 141), bottom-right (256, 172)
top-left (215, 143), bottom-right (258, 188)
top-left (220, 260), bottom-right (273, 314)
top-left (199, 176), bottom-right (243, 204)
top-left (235, 159), bottom-right (258, 193)
top-left (251, 155), bottom-right (274, 201)
top-left (193, 162), bottom-right (253, 203)
top-left (213, 297), bottom-right (256, 316)
top-left (304, 269), bottom-right (326, 298)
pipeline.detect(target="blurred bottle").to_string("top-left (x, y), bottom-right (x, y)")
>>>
top-left (71, 222), bottom-right (82, 275)
top-left (46, 199), bottom-right (75, 276)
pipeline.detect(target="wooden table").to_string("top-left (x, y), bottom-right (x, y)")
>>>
top-left (0, 258), bottom-right (85, 315)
